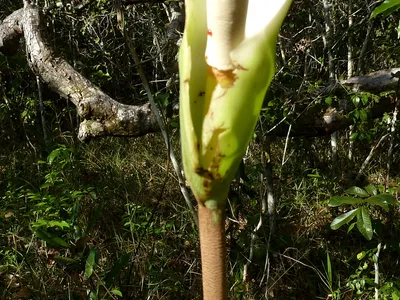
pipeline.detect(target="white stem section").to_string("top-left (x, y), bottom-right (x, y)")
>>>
top-left (348, 125), bottom-right (354, 160)
top-left (386, 103), bottom-right (398, 192)
top-left (205, 0), bottom-right (292, 72)
top-left (206, 0), bottom-right (247, 70)
top-left (356, 134), bottom-right (389, 181)
top-left (374, 243), bottom-right (381, 300)
top-left (331, 131), bottom-right (337, 164)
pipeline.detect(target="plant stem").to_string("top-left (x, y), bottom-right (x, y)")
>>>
top-left (198, 204), bottom-right (227, 300)
top-left (374, 243), bottom-right (381, 300)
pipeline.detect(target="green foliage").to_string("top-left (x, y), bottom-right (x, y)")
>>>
top-left (347, 93), bottom-right (382, 142)
top-left (316, 252), bottom-right (343, 300)
top-left (371, 0), bottom-right (400, 19)
top-left (1, 0), bottom-right (400, 298)
top-left (330, 208), bottom-right (360, 230)
top-left (0, 134), bottom-right (200, 298)
top-left (343, 246), bottom-right (400, 298)
top-left (347, 248), bottom-right (377, 295)
top-left (328, 185), bottom-right (396, 240)
top-left (85, 248), bottom-right (99, 278)
top-left (25, 146), bottom-right (98, 249)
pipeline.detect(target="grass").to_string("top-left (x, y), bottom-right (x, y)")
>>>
top-left (0, 131), bottom-right (400, 299)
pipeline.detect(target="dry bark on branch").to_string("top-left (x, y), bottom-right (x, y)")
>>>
top-left (341, 68), bottom-right (400, 93)
top-left (1, 4), bottom-right (158, 141)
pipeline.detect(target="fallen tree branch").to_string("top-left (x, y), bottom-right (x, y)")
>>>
top-left (341, 68), bottom-right (400, 93)
top-left (1, 4), bottom-right (159, 141)
top-left (269, 96), bottom-right (396, 137)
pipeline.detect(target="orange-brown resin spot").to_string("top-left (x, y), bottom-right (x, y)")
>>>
top-left (209, 67), bottom-right (236, 88)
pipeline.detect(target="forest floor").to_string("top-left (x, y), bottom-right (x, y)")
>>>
top-left (1, 134), bottom-right (399, 299)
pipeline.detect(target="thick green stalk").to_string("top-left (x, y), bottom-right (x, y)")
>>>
top-left (179, 1), bottom-right (293, 298)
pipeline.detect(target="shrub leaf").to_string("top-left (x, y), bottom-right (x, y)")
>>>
top-left (356, 207), bottom-right (373, 240)
top-left (330, 208), bottom-right (359, 230)
top-left (328, 196), bottom-right (365, 207)
top-left (366, 194), bottom-right (396, 211)
top-left (85, 248), bottom-right (99, 278)
top-left (345, 186), bottom-right (369, 198)
top-left (364, 184), bottom-right (378, 196)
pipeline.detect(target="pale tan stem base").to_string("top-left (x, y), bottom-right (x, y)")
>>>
top-left (198, 204), bottom-right (227, 300)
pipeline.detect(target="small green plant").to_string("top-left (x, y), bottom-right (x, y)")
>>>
top-left (343, 246), bottom-right (400, 299)
top-left (347, 248), bottom-right (378, 296)
top-left (27, 146), bottom-right (96, 248)
top-left (328, 185), bottom-right (396, 240)
top-left (316, 251), bottom-right (343, 300)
